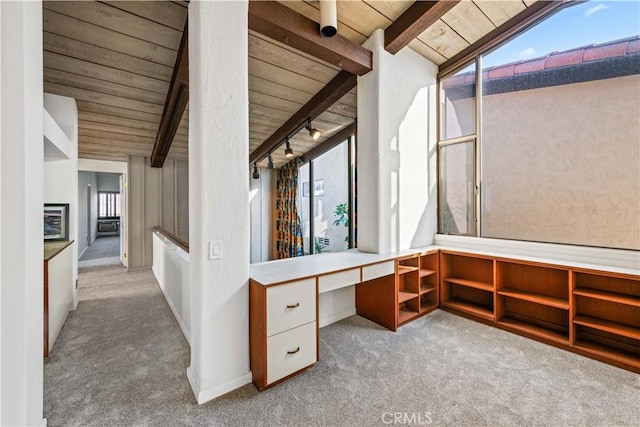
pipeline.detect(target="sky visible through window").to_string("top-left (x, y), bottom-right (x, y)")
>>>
top-left (482, 0), bottom-right (640, 68)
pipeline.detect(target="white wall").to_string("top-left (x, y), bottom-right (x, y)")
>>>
top-left (188, 0), bottom-right (251, 404)
top-left (358, 29), bottom-right (438, 253)
top-left (96, 172), bottom-right (120, 192)
top-left (152, 233), bottom-right (190, 343)
top-left (44, 93), bottom-right (78, 307)
top-left (0, 1), bottom-right (44, 424)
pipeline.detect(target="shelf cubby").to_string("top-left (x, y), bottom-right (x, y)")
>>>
top-left (440, 252), bottom-right (494, 288)
top-left (419, 252), bottom-right (438, 278)
top-left (398, 256), bottom-right (419, 275)
top-left (440, 252), bottom-right (494, 320)
top-left (573, 272), bottom-right (640, 307)
top-left (574, 296), bottom-right (639, 337)
top-left (574, 324), bottom-right (640, 370)
top-left (398, 298), bottom-right (420, 325)
top-left (497, 297), bottom-right (569, 344)
top-left (419, 289), bottom-right (437, 314)
top-left (496, 261), bottom-right (569, 304)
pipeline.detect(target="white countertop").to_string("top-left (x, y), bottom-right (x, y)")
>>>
top-left (250, 245), bottom-right (639, 286)
top-left (434, 246), bottom-right (640, 277)
top-left (250, 247), bottom-right (437, 286)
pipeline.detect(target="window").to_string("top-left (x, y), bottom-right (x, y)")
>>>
top-left (98, 192), bottom-right (120, 218)
top-left (438, 65), bottom-right (478, 236)
top-left (298, 136), bottom-right (355, 255)
top-left (438, 1), bottom-right (640, 250)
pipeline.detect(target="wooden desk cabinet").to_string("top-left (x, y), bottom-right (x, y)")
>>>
top-left (250, 278), bottom-right (318, 391)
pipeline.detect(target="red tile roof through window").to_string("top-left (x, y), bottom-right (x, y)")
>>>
top-left (443, 36), bottom-right (640, 88)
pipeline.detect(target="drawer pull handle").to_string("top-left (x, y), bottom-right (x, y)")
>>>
top-left (287, 347), bottom-right (300, 355)
top-left (286, 303), bottom-right (300, 309)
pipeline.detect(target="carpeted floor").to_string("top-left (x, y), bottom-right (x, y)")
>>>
top-left (79, 235), bottom-right (120, 261)
top-left (44, 265), bottom-right (640, 426)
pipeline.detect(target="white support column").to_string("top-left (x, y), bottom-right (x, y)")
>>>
top-left (357, 29), bottom-right (439, 253)
top-left (0, 1), bottom-right (45, 425)
top-left (187, 0), bottom-right (251, 404)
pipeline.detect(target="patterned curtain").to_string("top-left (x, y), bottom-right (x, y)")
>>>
top-left (276, 158), bottom-right (304, 258)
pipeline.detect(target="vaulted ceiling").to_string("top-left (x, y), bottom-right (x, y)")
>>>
top-left (42, 0), bottom-right (541, 166)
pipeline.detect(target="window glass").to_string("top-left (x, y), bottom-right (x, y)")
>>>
top-left (98, 192), bottom-right (120, 218)
top-left (297, 162), bottom-right (311, 255)
top-left (440, 64), bottom-right (476, 140)
top-left (479, 0), bottom-right (640, 249)
top-left (312, 142), bottom-right (349, 253)
top-left (440, 141), bottom-right (475, 236)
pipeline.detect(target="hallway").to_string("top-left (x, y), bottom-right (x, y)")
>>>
top-left (44, 265), bottom-right (193, 425)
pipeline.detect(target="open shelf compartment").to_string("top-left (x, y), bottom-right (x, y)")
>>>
top-left (573, 272), bottom-right (640, 308)
top-left (574, 296), bottom-right (640, 339)
top-left (574, 324), bottom-right (640, 370)
top-left (398, 297), bottom-right (420, 325)
top-left (497, 296), bottom-right (569, 344)
top-left (496, 261), bottom-right (569, 307)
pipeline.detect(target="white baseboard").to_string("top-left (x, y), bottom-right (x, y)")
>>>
top-left (157, 281), bottom-right (191, 345)
top-left (187, 367), bottom-right (252, 405)
top-left (77, 246), bottom-right (88, 259)
top-left (320, 307), bottom-right (356, 328)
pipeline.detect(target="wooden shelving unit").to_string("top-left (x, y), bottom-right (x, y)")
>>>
top-left (397, 256), bottom-right (420, 326)
top-left (419, 252), bottom-right (439, 315)
top-left (496, 261), bottom-right (570, 344)
top-left (436, 251), bottom-right (638, 373)
top-left (393, 251), bottom-right (440, 327)
top-left (440, 252), bottom-right (494, 321)
top-left (571, 271), bottom-right (639, 371)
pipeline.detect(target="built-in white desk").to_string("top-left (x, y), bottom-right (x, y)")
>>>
top-left (250, 248), bottom-right (425, 287)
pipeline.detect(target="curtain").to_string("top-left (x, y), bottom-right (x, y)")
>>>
top-left (276, 159), bottom-right (304, 258)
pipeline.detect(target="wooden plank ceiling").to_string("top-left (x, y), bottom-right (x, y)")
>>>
top-left (42, 0), bottom-right (537, 166)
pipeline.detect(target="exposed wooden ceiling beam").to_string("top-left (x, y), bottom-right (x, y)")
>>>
top-left (248, 1), bottom-right (372, 76)
top-left (439, 1), bottom-right (574, 77)
top-left (300, 122), bottom-right (356, 165)
top-left (249, 70), bottom-right (356, 164)
top-left (384, 1), bottom-right (460, 55)
top-left (150, 19), bottom-right (189, 168)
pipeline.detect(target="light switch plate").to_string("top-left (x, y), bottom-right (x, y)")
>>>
top-left (209, 240), bottom-right (222, 260)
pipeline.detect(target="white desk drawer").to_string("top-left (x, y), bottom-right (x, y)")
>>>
top-left (362, 260), bottom-right (395, 282)
top-left (318, 268), bottom-right (360, 293)
top-left (267, 278), bottom-right (316, 337)
top-left (267, 321), bottom-right (317, 385)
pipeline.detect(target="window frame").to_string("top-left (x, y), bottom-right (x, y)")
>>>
top-left (98, 191), bottom-right (121, 219)
top-left (437, 56), bottom-right (483, 237)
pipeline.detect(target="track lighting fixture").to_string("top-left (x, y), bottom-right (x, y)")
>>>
top-left (267, 154), bottom-right (274, 169)
top-left (252, 162), bottom-right (260, 180)
top-left (284, 138), bottom-right (294, 158)
top-left (306, 120), bottom-right (321, 140)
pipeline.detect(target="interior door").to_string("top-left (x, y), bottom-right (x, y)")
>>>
top-left (119, 174), bottom-right (128, 267)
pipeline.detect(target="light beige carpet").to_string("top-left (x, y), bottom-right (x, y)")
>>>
top-left (44, 265), bottom-right (640, 426)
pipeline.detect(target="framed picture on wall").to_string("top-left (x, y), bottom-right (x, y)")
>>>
top-left (44, 204), bottom-right (69, 241)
